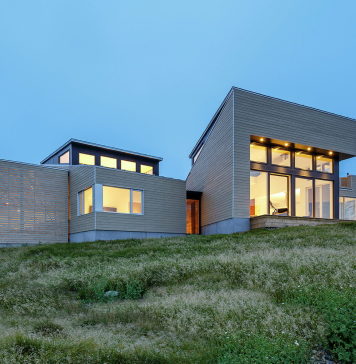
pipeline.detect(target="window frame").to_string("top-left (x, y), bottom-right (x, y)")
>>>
top-left (271, 147), bottom-right (291, 167)
top-left (59, 150), bottom-right (70, 164)
top-left (140, 164), bottom-right (154, 175)
top-left (79, 153), bottom-right (95, 165)
top-left (77, 186), bottom-right (94, 216)
top-left (101, 185), bottom-right (144, 215)
top-left (316, 155), bottom-right (334, 174)
top-left (120, 160), bottom-right (137, 172)
top-left (250, 142), bottom-right (268, 164)
top-left (100, 155), bottom-right (117, 169)
top-left (294, 151), bottom-right (313, 171)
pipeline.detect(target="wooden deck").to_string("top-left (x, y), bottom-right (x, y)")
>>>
top-left (250, 215), bottom-right (350, 229)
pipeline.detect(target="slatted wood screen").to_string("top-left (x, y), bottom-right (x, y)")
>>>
top-left (0, 160), bottom-right (68, 244)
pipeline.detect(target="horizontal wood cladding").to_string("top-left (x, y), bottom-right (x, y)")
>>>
top-left (69, 166), bottom-right (95, 234)
top-left (234, 89), bottom-right (356, 155)
top-left (233, 89), bottom-right (356, 219)
top-left (186, 92), bottom-right (234, 227)
top-left (95, 167), bottom-right (186, 233)
top-left (0, 160), bottom-right (68, 244)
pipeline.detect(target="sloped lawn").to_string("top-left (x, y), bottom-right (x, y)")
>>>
top-left (0, 222), bottom-right (355, 363)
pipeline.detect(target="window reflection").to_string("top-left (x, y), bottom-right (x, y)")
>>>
top-left (295, 152), bottom-right (312, 170)
top-left (271, 147), bottom-right (291, 166)
top-left (316, 156), bottom-right (333, 173)
top-left (295, 178), bottom-right (313, 217)
top-left (315, 180), bottom-right (333, 219)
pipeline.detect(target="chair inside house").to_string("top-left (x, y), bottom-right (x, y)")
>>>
top-left (269, 201), bottom-right (288, 216)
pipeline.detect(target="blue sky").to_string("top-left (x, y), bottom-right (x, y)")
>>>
top-left (0, 0), bottom-right (355, 179)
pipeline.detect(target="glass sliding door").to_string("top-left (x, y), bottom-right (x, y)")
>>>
top-left (250, 171), bottom-right (268, 216)
top-left (295, 178), bottom-right (313, 217)
top-left (315, 180), bottom-right (333, 219)
top-left (269, 174), bottom-right (290, 215)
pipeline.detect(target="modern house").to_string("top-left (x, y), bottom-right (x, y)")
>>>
top-left (186, 88), bottom-right (356, 233)
top-left (0, 87), bottom-right (355, 246)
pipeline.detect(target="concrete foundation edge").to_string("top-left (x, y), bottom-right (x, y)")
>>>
top-left (70, 230), bottom-right (186, 242)
top-left (201, 218), bottom-right (250, 235)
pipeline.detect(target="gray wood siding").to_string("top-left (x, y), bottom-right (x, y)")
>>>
top-left (69, 166), bottom-right (95, 233)
top-left (186, 92), bottom-right (234, 226)
top-left (233, 88), bottom-right (356, 218)
top-left (0, 160), bottom-right (68, 244)
top-left (95, 167), bottom-right (186, 233)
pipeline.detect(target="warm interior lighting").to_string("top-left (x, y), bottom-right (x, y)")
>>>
top-left (284, 142), bottom-right (290, 147)
top-left (100, 156), bottom-right (117, 169)
top-left (328, 151), bottom-right (333, 156)
top-left (140, 165), bottom-right (154, 174)
top-left (79, 153), bottom-right (95, 165)
top-left (121, 160), bottom-right (136, 172)
top-left (307, 147), bottom-right (312, 151)
top-left (59, 151), bottom-right (70, 164)
top-left (250, 143), bottom-right (267, 163)
top-left (259, 137), bottom-right (265, 142)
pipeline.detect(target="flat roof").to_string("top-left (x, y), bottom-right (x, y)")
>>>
top-left (41, 138), bottom-right (163, 164)
top-left (189, 87), bottom-right (356, 158)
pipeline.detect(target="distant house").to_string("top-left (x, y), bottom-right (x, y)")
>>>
top-left (0, 88), bottom-right (355, 245)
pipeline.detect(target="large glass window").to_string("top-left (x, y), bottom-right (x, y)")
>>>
top-left (270, 174), bottom-right (290, 215)
top-left (271, 147), bottom-right (291, 167)
top-left (78, 187), bottom-right (93, 215)
top-left (340, 197), bottom-right (356, 220)
top-left (100, 156), bottom-right (117, 169)
top-left (295, 178), bottom-right (313, 217)
top-left (315, 180), bottom-right (333, 219)
top-left (316, 156), bottom-right (333, 173)
top-left (295, 152), bottom-right (313, 170)
top-left (121, 160), bottom-right (136, 172)
top-left (59, 151), bottom-right (70, 164)
top-left (250, 171), bottom-right (268, 216)
top-left (79, 153), bottom-right (95, 165)
top-left (250, 143), bottom-right (267, 163)
top-left (140, 165), bottom-right (153, 175)
top-left (102, 186), bottom-right (143, 214)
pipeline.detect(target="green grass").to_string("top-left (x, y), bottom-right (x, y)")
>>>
top-left (0, 222), bottom-right (355, 363)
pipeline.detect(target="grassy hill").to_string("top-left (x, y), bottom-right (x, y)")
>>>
top-left (0, 223), bottom-right (355, 363)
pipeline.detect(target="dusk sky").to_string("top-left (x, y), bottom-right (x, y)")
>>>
top-left (0, 1), bottom-right (355, 179)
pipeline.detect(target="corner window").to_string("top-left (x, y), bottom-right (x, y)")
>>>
top-left (250, 143), bottom-right (267, 163)
top-left (78, 187), bottom-right (93, 215)
top-left (295, 152), bottom-right (313, 170)
top-left (59, 151), bottom-right (70, 164)
top-left (102, 186), bottom-right (143, 214)
top-left (140, 165), bottom-right (153, 175)
top-left (100, 156), bottom-right (117, 169)
top-left (79, 153), bottom-right (95, 165)
top-left (121, 160), bottom-right (136, 172)
top-left (316, 156), bottom-right (333, 173)
top-left (271, 147), bottom-right (291, 167)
